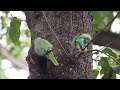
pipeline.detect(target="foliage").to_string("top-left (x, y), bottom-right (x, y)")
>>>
top-left (0, 11), bottom-right (120, 79)
top-left (9, 17), bottom-right (21, 45)
top-left (93, 47), bottom-right (120, 79)
top-left (92, 11), bottom-right (113, 34)
top-left (92, 11), bottom-right (120, 79)
top-left (0, 11), bottom-right (30, 79)
top-left (0, 52), bottom-right (6, 79)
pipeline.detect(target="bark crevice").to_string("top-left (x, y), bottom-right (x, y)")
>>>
top-left (25, 11), bottom-right (93, 79)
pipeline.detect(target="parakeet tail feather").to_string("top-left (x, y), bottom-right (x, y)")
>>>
top-left (46, 52), bottom-right (59, 66)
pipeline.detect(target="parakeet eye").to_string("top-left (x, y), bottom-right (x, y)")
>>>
top-left (85, 39), bottom-right (88, 43)
top-left (46, 50), bottom-right (52, 55)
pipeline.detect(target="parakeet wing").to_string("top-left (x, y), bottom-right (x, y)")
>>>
top-left (71, 33), bottom-right (82, 48)
top-left (34, 37), bottom-right (53, 56)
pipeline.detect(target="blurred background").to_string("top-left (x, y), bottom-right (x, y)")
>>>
top-left (0, 11), bottom-right (30, 79)
top-left (0, 11), bottom-right (120, 79)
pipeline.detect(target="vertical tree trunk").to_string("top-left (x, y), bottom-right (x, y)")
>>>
top-left (24, 11), bottom-right (93, 79)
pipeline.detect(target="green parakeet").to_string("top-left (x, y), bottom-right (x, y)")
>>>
top-left (34, 37), bottom-right (59, 66)
top-left (71, 33), bottom-right (92, 51)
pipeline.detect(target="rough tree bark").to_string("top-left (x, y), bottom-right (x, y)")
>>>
top-left (24, 11), bottom-right (93, 79)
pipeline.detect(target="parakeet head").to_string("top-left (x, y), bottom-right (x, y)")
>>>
top-left (71, 33), bottom-right (92, 51)
top-left (79, 33), bottom-right (92, 41)
top-left (77, 33), bottom-right (91, 50)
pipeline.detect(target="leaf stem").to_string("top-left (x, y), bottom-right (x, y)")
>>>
top-left (99, 42), bottom-right (112, 51)
top-left (84, 49), bottom-right (120, 65)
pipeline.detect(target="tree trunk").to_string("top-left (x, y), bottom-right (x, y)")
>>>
top-left (24, 11), bottom-right (93, 79)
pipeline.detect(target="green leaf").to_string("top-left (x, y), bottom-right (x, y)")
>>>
top-left (9, 17), bottom-right (21, 45)
top-left (98, 57), bottom-right (115, 79)
top-left (0, 52), bottom-right (3, 61)
top-left (93, 69), bottom-right (99, 79)
top-left (1, 16), bottom-right (6, 29)
top-left (100, 66), bottom-right (112, 75)
top-left (92, 11), bottom-right (102, 34)
top-left (98, 57), bottom-right (112, 77)
top-left (102, 48), bottom-right (117, 58)
top-left (111, 73), bottom-right (116, 79)
top-left (94, 51), bottom-right (99, 54)
top-left (98, 57), bottom-right (109, 68)
top-left (109, 61), bottom-right (116, 66)
top-left (101, 67), bottom-right (113, 79)
top-left (100, 68), bottom-right (105, 75)
top-left (92, 11), bottom-right (113, 34)
top-left (25, 29), bottom-right (30, 37)
top-left (6, 29), bottom-right (12, 45)
top-left (116, 55), bottom-right (120, 65)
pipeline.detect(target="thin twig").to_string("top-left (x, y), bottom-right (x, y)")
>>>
top-left (83, 11), bottom-right (120, 50)
top-left (93, 59), bottom-right (99, 61)
top-left (82, 52), bottom-right (96, 58)
top-left (82, 42), bottom-right (112, 58)
top-left (8, 12), bottom-right (26, 21)
top-left (42, 11), bottom-right (69, 57)
top-left (99, 42), bottom-right (112, 51)
top-left (20, 19), bottom-right (26, 21)
top-left (74, 40), bottom-right (112, 56)
top-left (0, 44), bottom-right (28, 71)
top-left (21, 24), bottom-right (27, 31)
top-left (84, 49), bottom-right (120, 65)
top-left (9, 17), bottom-right (26, 21)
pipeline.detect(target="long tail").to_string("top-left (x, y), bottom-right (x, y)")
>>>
top-left (46, 52), bottom-right (59, 66)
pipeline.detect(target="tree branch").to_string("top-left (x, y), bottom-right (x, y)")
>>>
top-left (84, 49), bottom-right (120, 65)
top-left (93, 30), bottom-right (120, 50)
top-left (84, 11), bottom-right (120, 50)
top-left (0, 44), bottom-right (28, 71)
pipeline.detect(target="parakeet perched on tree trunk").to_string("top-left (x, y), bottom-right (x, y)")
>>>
top-left (34, 37), bottom-right (59, 66)
top-left (71, 33), bottom-right (92, 51)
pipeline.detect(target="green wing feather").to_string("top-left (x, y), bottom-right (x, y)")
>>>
top-left (34, 37), bottom-right (52, 56)
top-left (71, 33), bottom-right (82, 48)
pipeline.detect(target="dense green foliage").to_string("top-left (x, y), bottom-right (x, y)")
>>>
top-left (92, 11), bottom-right (120, 79)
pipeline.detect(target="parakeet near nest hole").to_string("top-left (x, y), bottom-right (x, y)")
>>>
top-left (71, 33), bottom-right (92, 51)
top-left (34, 37), bottom-right (59, 66)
